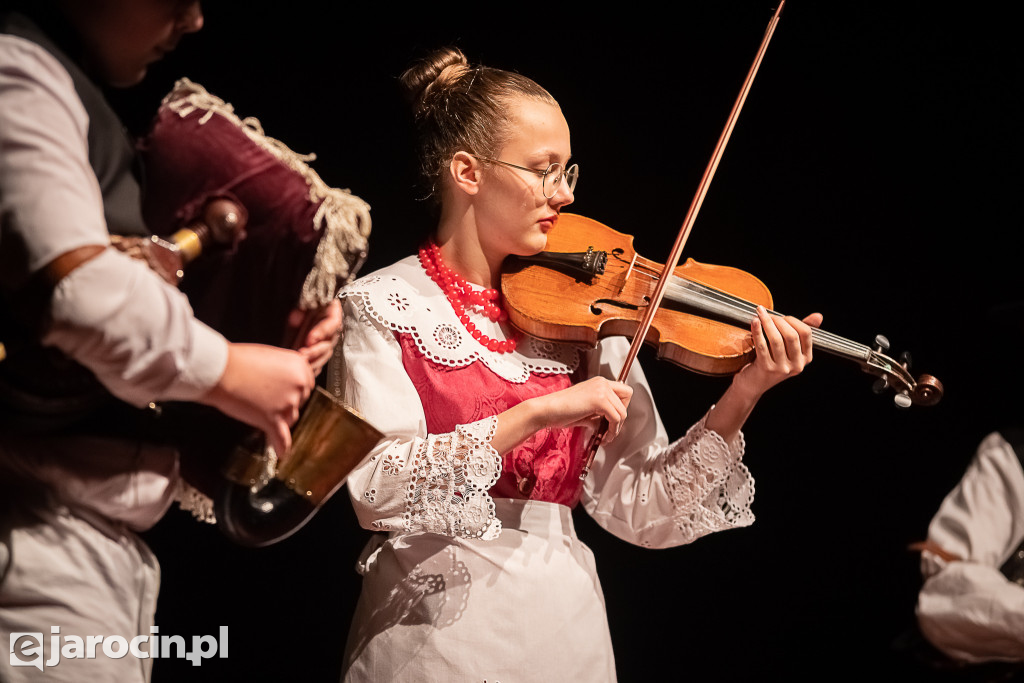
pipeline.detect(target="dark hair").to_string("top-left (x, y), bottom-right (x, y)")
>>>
top-left (399, 46), bottom-right (558, 202)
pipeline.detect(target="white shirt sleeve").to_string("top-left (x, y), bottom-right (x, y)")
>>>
top-left (916, 431), bottom-right (1024, 662)
top-left (580, 336), bottom-right (754, 549)
top-left (0, 35), bottom-right (228, 406)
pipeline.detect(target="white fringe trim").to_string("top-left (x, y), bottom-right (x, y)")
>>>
top-left (172, 446), bottom-right (282, 526)
top-left (174, 479), bottom-right (217, 524)
top-left (160, 78), bottom-right (372, 307)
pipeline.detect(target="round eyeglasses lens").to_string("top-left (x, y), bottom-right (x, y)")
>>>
top-left (563, 163), bottom-right (579, 194)
top-left (541, 163), bottom-right (563, 198)
top-left (541, 163), bottom-right (579, 199)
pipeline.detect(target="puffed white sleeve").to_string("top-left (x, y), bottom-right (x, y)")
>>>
top-left (580, 336), bottom-right (754, 549)
top-left (915, 432), bottom-right (1024, 662)
top-left (335, 290), bottom-right (503, 540)
top-left (0, 35), bottom-right (228, 405)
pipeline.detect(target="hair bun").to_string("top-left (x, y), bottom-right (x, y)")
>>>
top-left (399, 46), bottom-right (472, 111)
top-left (398, 46), bottom-right (557, 205)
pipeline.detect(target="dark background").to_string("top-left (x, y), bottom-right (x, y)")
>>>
top-left (112, 1), bottom-right (1023, 680)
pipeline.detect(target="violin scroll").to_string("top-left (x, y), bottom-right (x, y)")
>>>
top-left (912, 375), bottom-right (944, 407)
top-left (867, 335), bottom-right (943, 408)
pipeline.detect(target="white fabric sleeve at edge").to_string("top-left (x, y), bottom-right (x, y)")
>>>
top-left (917, 561), bottom-right (1024, 662)
top-left (916, 432), bottom-right (1024, 662)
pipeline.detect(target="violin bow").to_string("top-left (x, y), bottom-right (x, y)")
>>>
top-left (581, 1), bottom-right (787, 480)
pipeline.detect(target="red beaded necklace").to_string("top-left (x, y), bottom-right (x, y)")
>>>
top-left (418, 242), bottom-right (518, 354)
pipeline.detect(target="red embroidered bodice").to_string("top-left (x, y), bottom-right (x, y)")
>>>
top-left (399, 333), bottom-right (586, 506)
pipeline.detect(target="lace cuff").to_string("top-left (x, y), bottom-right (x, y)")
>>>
top-left (661, 411), bottom-right (754, 543)
top-left (403, 416), bottom-right (503, 540)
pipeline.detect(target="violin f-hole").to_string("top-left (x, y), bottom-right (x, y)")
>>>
top-left (590, 296), bottom-right (650, 315)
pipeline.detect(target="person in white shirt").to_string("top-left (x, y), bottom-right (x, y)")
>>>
top-left (0, 2), bottom-right (337, 681)
top-left (915, 430), bottom-right (1024, 665)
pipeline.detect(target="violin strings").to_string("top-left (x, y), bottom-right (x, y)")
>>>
top-left (662, 276), bottom-right (872, 361)
top-left (613, 262), bottom-right (873, 359)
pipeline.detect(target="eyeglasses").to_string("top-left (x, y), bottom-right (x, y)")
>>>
top-left (472, 155), bottom-right (578, 199)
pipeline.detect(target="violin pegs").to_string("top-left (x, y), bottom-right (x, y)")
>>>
top-left (899, 350), bottom-right (913, 370)
top-left (894, 391), bottom-right (913, 409)
top-left (873, 334), bottom-right (891, 353)
top-left (872, 377), bottom-right (890, 395)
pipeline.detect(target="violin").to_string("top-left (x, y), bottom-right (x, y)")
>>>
top-left (501, 213), bottom-right (943, 408)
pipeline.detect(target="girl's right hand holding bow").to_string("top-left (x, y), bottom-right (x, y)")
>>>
top-left (490, 377), bottom-right (633, 455)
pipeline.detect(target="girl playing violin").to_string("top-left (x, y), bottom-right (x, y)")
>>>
top-left (335, 46), bottom-right (822, 682)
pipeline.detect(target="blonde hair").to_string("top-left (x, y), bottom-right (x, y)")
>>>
top-left (399, 46), bottom-right (558, 202)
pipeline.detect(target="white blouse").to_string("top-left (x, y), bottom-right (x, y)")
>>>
top-left (335, 256), bottom-right (756, 549)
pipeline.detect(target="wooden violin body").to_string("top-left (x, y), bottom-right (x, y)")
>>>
top-left (504, 214), bottom-right (770, 376)
top-left (501, 213), bottom-right (943, 407)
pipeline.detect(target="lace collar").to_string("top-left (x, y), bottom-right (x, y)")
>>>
top-left (341, 256), bottom-right (579, 383)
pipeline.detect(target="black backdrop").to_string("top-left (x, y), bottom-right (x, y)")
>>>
top-left (107, 2), bottom-right (1024, 680)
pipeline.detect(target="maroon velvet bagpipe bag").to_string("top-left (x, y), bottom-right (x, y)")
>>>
top-left (137, 78), bottom-right (372, 504)
top-left (139, 78), bottom-right (370, 348)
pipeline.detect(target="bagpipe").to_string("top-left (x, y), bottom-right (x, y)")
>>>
top-left (0, 79), bottom-right (382, 546)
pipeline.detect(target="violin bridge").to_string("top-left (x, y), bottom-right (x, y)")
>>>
top-left (618, 253), bottom-right (638, 294)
